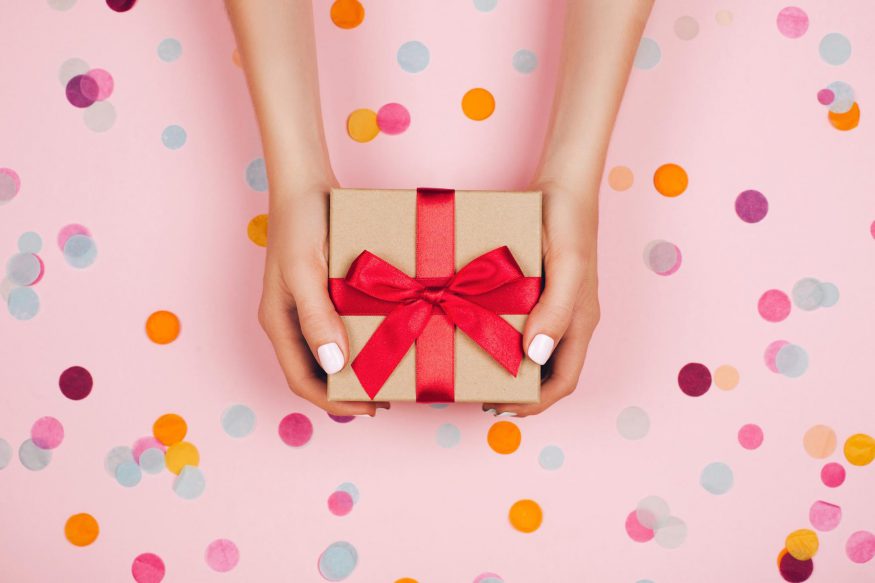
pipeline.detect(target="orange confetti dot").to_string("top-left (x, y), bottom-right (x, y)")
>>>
top-left (777, 548), bottom-right (788, 569)
top-left (508, 499), bottom-right (542, 533)
top-left (347, 108), bottom-right (380, 143)
top-left (844, 433), bottom-right (875, 466)
top-left (608, 166), bottom-right (634, 191)
top-left (153, 413), bottom-right (187, 446)
top-left (165, 441), bottom-right (200, 475)
top-left (653, 163), bottom-right (688, 197)
top-left (395, 579), bottom-right (418, 583)
top-left (785, 528), bottom-right (819, 560)
top-left (65, 513), bottom-right (99, 547)
top-left (713, 365), bottom-right (739, 390)
top-left (461, 87), bottom-right (495, 121)
top-left (247, 214), bottom-right (268, 247)
top-left (330, 0), bottom-right (365, 29)
top-left (803, 424), bottom-right (836, 459)
top-left (146, 310), bottom-right (180, 345)
top-left (487, 420), bottom-right (521, 454)
top-left (232, 47), bottom-right (242, 68)
top-left (829, 102), bottom-right (860, 131)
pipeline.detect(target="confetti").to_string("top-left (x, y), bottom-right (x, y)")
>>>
top-left (328, 490), bottom-right (354, 516)
top-left (634, 38), bottom-right (661, 70)
top-left (247, 214), bottom-right (268, 247)
top-left (828, 102), bottom-right (859, 131)
top-left (607, 166), bottom-right (634, 191)
top-left (65, 513), bottom-right (99, 546)
top-left (625, 510), bottom-right (654, 542)
top-left (678, 362), bottom-right (711, 397)
top-left (115, 461), bottom-right (143, 487)
top-left (512, 49), bottom-right (538, 74)
top-left (764, 340), bottom-right (789, 373)
top-left (7, 287), bottom-right (39, 320)
top-left (759, 290), bottom-right (791, 322)
top-left (508, 499), bottom-right (542, 533)
top-left (146, 311), bottom-right (181, 345)
top-left (245, 158), bottom-right (268, 192)
top-left (713, 365), bottom-right (739, 390)
top-left (775, 343), bottom-right (808, 377)
top-left (132, 436), bottom-right (165, 463)
top-left (376, 103), bottom-right (411, 135)
top-left (164, 441), bottom-right (199, 475)
top-left (66, 74), bottom-right (98, 108)
top-left (820, 462), bottom-right (845, 487)
top-left (205, 539), bottom-right (239, 573)
top-left (0, 168), bottom-right (21, 205)
top-left (347, 109), bottom-right (380, 143)
top-left (6, 253), bottom-right (43, 286)
top-left (803, 425), bottom-right (836, 459)
top-left (19, 439), bottom-right (52, 471)
top-left (0, 438), bottom-right (11, 469)
top-left (809, 501), bottom-right (841, 532)
top-left (86, 69), bottom-right (114, 100)
top-left (139, 448), bottom-right (165, 474)
top-left (653, 163), bottom-right (687, 197)
top-left (716, 10), bottom-right (733, 25)
top-left (48, 0), bottom-right (77, 11)
top-left (738, 424), bottom-right (764, 450)
top-left (473, 574), bottom-right (503, 583)
top-left (461, 88), bottom-right (495, 121)
top-left (105, 445), bottom-right (135, 476)
top-left (31, 416), bottom-right (64, 449)
top-left (776, 7), bottom-right (808, 39)
top-left (157, 38), bottom-right (182, 62)
top-left (700, 462), bottom-right (734, 494)
top-left (778, 549), bottom-right (813, 582)
top-left (161, 125), bottom-right (187, 150)
top-left (396, 41), bottom-right (429, 73)
top-left (616, 406), bottom-right (650, 440)
top-left (654, 516), bottom-right (688, 549)
top-left (278, 412), bottom-right (313, 447)
top-left (106, 0), bottom-right (137, 12)
top-left (83, 101), bottom-right (117, 132)
top-left (318, 541), bottom-right (358, 581)
top-left (58, 58), bottom-right (89, 86)
top-left (643, 240), bottom-right (682, 276)
top-left (826, 81), bottom-right (854, 114)
top-left (538, 445), bottom-right (564, 470)
top-left (63, 234), bottom-right (97, 268)
top-left (843, 433), bottom-right (875, 466)
top-left (674, 16), bottom-right (699, 40)
top-left (791, 278), bottom-right (823, 311)
top-left (131, 553), bottom-right (166, 583)
top-left (846, 530), bottom-right (875, 564)
top-left (436, 423), bottom-right (461, 448)
top-left (330, 0), bottom-right (364, 29)
top-left (173, 465), bottom-right (205, 499)
top-left (819, 33), bottom-right (852, 66)
top-left (221, 404), bottom-right (256, 438)
top-left (17, 232), bottom-right (42, 254)
top-left (59, 365), bottom-right (93, 400)
top-left (336, 482), bottom-right (360, 504)
top-left (153, 413), bottom-right (187, 446)
top-left (487, 420), bottom-right (521, 454)
top-left (786, 529), bottom-right (818, 561)
top-left (735, 190), bottom-right (768, 223)
top-left (636, 496), bottom-right (670, 529)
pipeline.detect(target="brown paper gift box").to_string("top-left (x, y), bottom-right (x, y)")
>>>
top-left (327, 187), bottom-right (542, 403)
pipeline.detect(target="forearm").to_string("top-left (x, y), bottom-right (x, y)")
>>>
top-left (225, 0), bottom-right (335, 197)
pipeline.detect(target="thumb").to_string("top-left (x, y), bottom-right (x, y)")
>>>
top-left (288, 262), bottom-right (350, 375)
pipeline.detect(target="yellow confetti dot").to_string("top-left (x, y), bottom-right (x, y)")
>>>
top-left (65, 513), bottom-right (99, 547)
top-left (247, 214), bottom-right (268, 247)
top-left (607, 166), bottom-right (634, 191)
top-left (330, 0), bottom-right (365, 29)
top-left (803, 424), bottom-right (836, 459)
top-left (653, 163), bottom-right (688, 197)
top-left (347, 108), bottom-right (380, 143)
top-left (153, 413), bottom-right (188, 446)
top-left (461, 87), bottom-right (495, 121)
top-left (829, 102), bottom-right (860, 131)
top-left (713, 365), bottom-right (739, 390)
top-left (785, 529), bottom-right (819, 561)
top-left (487, 420), bottom-right (521, 454)
top-left (508, 499), bottom-right (542, 533)
top-left (165, 441), bottom-right (200, 475)
top-left (146, 310), bottom-right (180, 345)
top-left (232, 47), bottom-right (242, 68)
top-left (844, 433), bottom-right (875, 466)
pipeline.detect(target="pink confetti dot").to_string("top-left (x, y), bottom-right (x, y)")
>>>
top-left (809, 500), bottom-right (841, 532)
top-left (131, 552), bottom-right (166, 583)
top-left (624, 509), bottom-right (654, 542)
top-left (758, 290), bottom-right (791, 322)
top-left (57, 224), bottom-right (92, 250)
top-left (738, 424), bottom-right (764, 450)
top-left (817, 89), bottom-right (835, 105)
top-left (0, 167), bottom-right (21, 203)
top-left (821, 462), bottom-right (846, 488)
top-left (846, 530), bottom-right (875, 564)
top-left (776, 6), bottom-right (809, 39)
top-left (870, 220), bottom-right (875, 239)
top-left (132, 436), bottom-right (166, 463)
top-left (327, 490), bottom-right (354, 516)
top-left (31, 416), bottom-right (64, 449)
top-left (86, 69), bottom-right (114, 101)
top-left (376, 102), bottom-right (411, 135)
top-left (205, 539), bottom-right (239, 572)
top-left (278, 412), bottom-right (313, 447)
top-left (763, 340), bottom-right (789, 373)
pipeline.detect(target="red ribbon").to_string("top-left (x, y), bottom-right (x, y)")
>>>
top-left (329, 188), bottom-right (540, 401)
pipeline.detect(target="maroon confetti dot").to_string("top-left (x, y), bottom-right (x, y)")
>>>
top-left (328, 413), bottom-right (355, 424)
top-left (65, 75), bottom-right (98, 108)
top-left (278, 412), bottom-right (313, 447)
top-left (59, 366), bottom-right (93, 400)
top-left (106, 0), bottom-right (137, 12)
top-left (779, 550), bottom-right (813, 582)
top-left (735, 189), bottom-right (769, 223)
top-left (678, 362), bottom-right (711, 397)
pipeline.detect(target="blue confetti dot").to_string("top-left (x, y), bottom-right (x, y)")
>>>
top-left (397, 41), bottom-right (430, 73)
top-left (105, 445), bottom-right (134, 476)
top-left (636, 580), bottom-right (656, 583)
top-left (17, 232), bottom-right (42, 254)
top-left (819, 282), bottom-right (840, 307)
top-left (63, 234), bottom-right (97, 268)
top-left (161, 125), bottom-right (187, 150)
top-left (634, 38), bottom-right (661, 70)
top-left (436, 423), bottom-right (461, 448)
top-left (0, 438), bottom-right (11, 470)
top-left (139, 447), bottom-right (165, 474)
top-left (538, 445), bottom-right (564, 470)
top-left (827, 81), bottom-right (855, 114)
top-left (173, 465), bottom-right (206, 499)
top-left (157, 38), bottom-right (182, 62)
top-left (819, 33), bottom-right (852, 65)
top-left (115, 460), bottom-right (142, 487)
top-left (8, 287), bottom-right (39, 320)
top-left (221, 404), bottom-right (256, 438)
top-left (246, 158), bottom-right (268, 192)
top-left (700, 462), bottom-right (734, 495)
top-left (512, 49), bottom-right (538, 74)
top-left (18, 439), bottom-right (51, 471)
top-left (6, 253), bottom-right (41, 286)
top-left (318, 541), bottom-right (358, 581)
top-left (473, 0), bottom-right (498, 12)
top-left (335, 482), bottom-right (360, 504)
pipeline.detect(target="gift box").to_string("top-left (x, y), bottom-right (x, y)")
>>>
top-left (327, 187), bottom-right (542, 403)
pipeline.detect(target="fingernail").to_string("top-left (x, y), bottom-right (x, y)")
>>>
top-left (376, 403), bottom-right (390, 410)
top-left (496, 411), bottom-right (518, 417)
top-left (317, 343), bottom-right (344, 374)
top-left (484, 408), bottom-right (497, 415)
top-left (527, 334), bottom-right (555, 365)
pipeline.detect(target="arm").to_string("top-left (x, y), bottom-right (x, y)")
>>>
top-left (486, 0), bottom-right (654, 416)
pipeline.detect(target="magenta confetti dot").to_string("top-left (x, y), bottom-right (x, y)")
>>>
top-left (278, 412), bottom-right (313, 447)
top-left (31, 417), bottom-right (64, 450)
top-left (776, 6), bottom-right (809, 39)
top-left (376, 102), bottom-right (411, 135)
top-left (131, 553), bottom-right (166, 583)
top-left (65, 74), bottom-right (99, 108)
top-left (677, 362), bottom-right (711, 397)
top-left (738, 424), bottom-right (763, 450)
top-left (205, 539), bottom-right (239, 572)
top-left (764, 340), bottom-right (789, 373)
top-left (59, 365), bottom-right (93, 400)
top-left (86, 69), bottom-right (114, 101)
top-left (821, 462), bottom-right (846, 488)
top-left (106, 0), bottom-right (137, 12)
top-left (327, 490), bottom-right (354, 516)
top-left (817, 89), bottom-right (835, 105)
top-left (809, 500), bottom-right (841, 532)
top-left (758, 289), bottom-right (791, 322)
top-left (779, 550), bottom-right (813, 582)
top-left (624, 510), bottom-right (654, 542)
top-left (846, 530), bottom-right (875, 564)
top-left (327, 413), bottom-right (355, 424)
top-left (132, 436), bottom-right (166, 463)
top-left (57, 223), bottom-right (92, 250)
top-left (735, 189), bottom-right (768, 223)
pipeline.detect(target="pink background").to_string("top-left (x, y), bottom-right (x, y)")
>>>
top-left (1, 1), bottom-right (874, 581)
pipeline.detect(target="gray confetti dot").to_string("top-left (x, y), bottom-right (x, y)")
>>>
top-left (397, 41), bottom-right (430, 74)
top-left (48, 0), bottom-right (77, 10)
top-left (436, 423), bottom-right (460, 448)
top-left (776, 343), bottom-right (808, 378)
top-left (792, 277), bottom-right (823, 311)
top-left (538, 445), bottom-right (564, 470)
top-left (115, 461), bottom-right (142, 487)
top-left (139, 447), bottom-right (165, 474)
top-left (221, 404), bottom-right (256, 438)
top-left (819, 282), bottom-right (840, 307)
top-left (0, 438), bottom-right (11, 469)
top-left (59, 57), bottom-right (89, 86)
top-left (512, 49), bottom-right (538, 74)
top-left (336, 482), bottom-right (360, 504)
top-left (654, 515), bottom-right (688, 548)
top-left (161, 125), bottom-right (187, 150)
top-left (173, 465), bottom-right (206, 499)
top-left (827, 81), bottom-right (855, 114)
top-left (819, 33), bottom-right (852, 65)
top-left (0, 171), bottom-right (19, 204)
top-left (83, 100), bottom-right (117, 132)
top-left (644, 240), bottom-right (681, 275)
top-left (674, 16), bottom-right (699, 40)
top-left (63, 234), bottom-right (97, 268)
top-left (8, 287), bottom-right (39, 320)
top-left (245, 158), bottom-right (268, 192)
top-left (636, 495), bottom-right (670, 529)
top-left (18, 232), bottom-right (42, 254)
top-left (634, 38), bottom-right (661, 70)
top-left (700, 462), bottom-right (734, 494)
top-left (617, 406), bottom-right (650, 440)
top-left (104, 445), bottom-right (134, 477)
top-left (473, 0), bottom-right (497, 11)
top-left (6, 253), bottom-right (41, 286)
top-left (157, 38), bottom-right (182, 62)
top-left (19, 439), bottom-right (52, 471)
top-left (318, 541), bottom-right (358, 581)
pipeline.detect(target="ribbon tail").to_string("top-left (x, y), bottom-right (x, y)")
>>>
top-left (441, 296), bottom-right (524, 376)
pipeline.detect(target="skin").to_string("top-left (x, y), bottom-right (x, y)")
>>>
top-left (226, 0), bottom-right (653, 417)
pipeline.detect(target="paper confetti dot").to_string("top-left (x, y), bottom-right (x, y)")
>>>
top-left (0, 167), bottom-right (21, 204)
top-left (7, 253), bottom-right (42, 286)
top-left (487, 420), bottom-right (521, 454)
top-left (512, 49), bottom-right (538, 73)
top-left (473, 574), bottom-right (503, 583)
top-left (716, 10), bottom-right (733, 25)
top-left (65, 513), bottom-right (99, 546)
top-left (608, 166), bottom-right (634, 191)
top-left (146, 310), bottom-right (180, 344)
top-left (131, 436), bottom-right (164, 463)
top-left (132, 553), bottom-right (166, 583)
top-left (625, 510), bottom-right (654, 543)
top-left (508, 499), bottom-right (542, 533)
top-left (153, 413), bottom-right (187, 446)
top-left (0, 439), bottom-right (11, 470)
top-left (653, 163), bottom-right (688, 197)
top-left (63, 234), bottom-right (97, 268)
top-left (828, 102), bottom-right (860, 131)
top-left (83, 101), bottom-right (117, 132)
top-left (247, 214), bottom-right (268, 247)
top-left (86, 69), bottom-right (113, 100)
top-left (791, 278), bottom-right (823, 311)
top-left (803, 425), bottom-right (836, 459)
top-left (336, 482), bottom-right (360, 504)
top-left (161, 125), bottom-right (187, 150)
top-left (473, 0), bottom-right (498, 11)
top-left (139, 448), bottom-right (165, 474)
top-left (538, 445), bottom-right (564, 470)
top-left (678, 362), bottom-right (711, 397)
top-left (58, 58), bottom-right (89, 86)
top-left (826, 81), bottom-right (854, 114)
top-left (165, 441), bottom-right (199, 475)
top-left (106, 0), bottom-right (137, 12)
top-left (778, 549), bottom-right (813, 582)
top-left (48, 0), bottom-right (77, 11)
top-left (330, 0), bottom-right (364, 29)
top-left (846, 530), bottom-right (875, 564)
top-left (700, 462), bottom-right (734, 494)
top-left (636, 496), bottom-right (670, 529)
top-left (105, 445), bottom-right (134, 476)
top-left (713, 365), bottom-right (739, 390)
top-left (764, 340), bottom-right (789, 373)
top-left (817, 89), bottom-right (835, 106)
top-left (776, 7), bottom-right (809, 39)
top-left (818, 282), bottom-right (839, 307)
top-left (436, 423), bottom-right (461, 448)
top-left (397, 41), bottom-right (429, 73)
top-left (31, 417), bottom-right (64, 449)
top-left (462, 88), bottom-right (495, 121)
top-left (820, 462), bottom-right (845, 488)
top-left (674, 16), bottom-right (699, 40)
top-left (19, 439), bottom-right (52, 471)
top-left (17, 232), bottom-right (42, 254)
top-left (245, 157), bottom-right (268, 191)
top-left (843, 433), bottom-right (875, 466)
top-left (8, 287), bottom-right (40, 320)
top-left (643, 240), bottom-right (682, 276)
top-left (57, 223), bottom-right (91, 249)
top-left (634, 38), bottom-right (661, 70)
top-left (66, 74), bottom-right (98, 108)
top-left (279, 412), bottom-right (313, 447)
top-left (616, 406), bottom-right (650, 440)
top-left (735, 190), bottom-right (768, 223)
top-left (328, 413), bottom-right (355, 423)
top-left (205, 539), bottom-right (239, 573)
top-left (115, 460), bottom-right (142, 487)
top-left (347, 108), bottom-right (380, 143)
top-left (376, 103), bottom-right (410, 135)
top-left (809, 501), bottom-right (841, 532)
top-left (173, 465), bottom-right (206, 499)
top-left (59, 365), bottom-right (92, 400)
top-left (328, 490), bottom-right (354, 516)
top-left (221, 404), bottom-right (256, 438)
top-left (318, 541), bottom-right (358, 581)
top-left (654, 516), bottom-right (688, 549)
top-left (819, 33), bottom-right (852, 65)
top-left (775, 343), bottom-right (808, 377)
top-left (738, 424), bottom-right (764, 450)
top-left (786, 529), bottom-right (819, 561)
top-left (759, 290), bottom-right (791, 322)
top-left (157, 38), bottom-right (182, 62)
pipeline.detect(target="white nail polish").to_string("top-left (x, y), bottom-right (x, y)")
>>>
top-left (496, 411), bottom-right (518, 417)
top-left (317, 343), bottom-right (344, 374)
top-left (484, 408), bottom-right (497, 415)
top-left (527, 334), bottom-right (555, 365)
